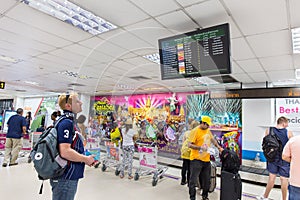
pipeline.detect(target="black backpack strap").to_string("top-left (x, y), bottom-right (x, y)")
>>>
top-left (269, 127), bottom-right (274, 136)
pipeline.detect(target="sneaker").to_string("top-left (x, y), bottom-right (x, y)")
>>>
top-left (119, 174), bottom-right (124, 179)
top-left (9, 163), bottom-right (18, 166)
top-left (2, 163), bottom-right (7, 167)
top-left (181, 181), bottom-right (187, 185)
top-left (128, 175), bottom-right (133, 179)
top-left (256, 195), bottom-right (268, 200)
top-left (202, 197), bottom-right (209, 200)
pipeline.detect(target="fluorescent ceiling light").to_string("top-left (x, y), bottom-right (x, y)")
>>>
top-left (0, 55), bottom-right (21, 63)
top-left (116, 84), bottom-right (135, 90)
top-left (24, 80), bottom-right (39, 85)
top-left (143, 53), bottom-right (160, 64)
top-left (292, 27), bottom-right (300, 54)
top-left (272, 79), bottom-right (298, 86)
top-left (295, 69), bottom-right (300, 79)
top-left (191, 77), bottom-right (219, 85)
top-left (21, 0), bottom-right (117, 35)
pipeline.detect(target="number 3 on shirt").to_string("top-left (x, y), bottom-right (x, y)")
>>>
top-left (64, 130), bottom-right (69, 138)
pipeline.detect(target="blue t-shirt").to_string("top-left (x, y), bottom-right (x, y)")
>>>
top-left (56, 114), bottom-right (85, 180)
top-left (6, 115), bottom-right (26, 139)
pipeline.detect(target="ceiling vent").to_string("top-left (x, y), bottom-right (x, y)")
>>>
top-left (209, 75), bottom-right (238, 83)
top-left (129, 76), bottom-right (151, 81)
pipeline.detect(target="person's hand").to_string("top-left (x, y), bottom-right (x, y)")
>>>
top-left (201, 144), bottom-right (208, 151)
top-left (218, 146), bottom-right (224, 152)
top-left (85, 155), bottom-right (95, 167)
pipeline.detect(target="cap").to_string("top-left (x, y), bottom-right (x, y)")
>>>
top-left (201, 116), bottom-right (212, 126)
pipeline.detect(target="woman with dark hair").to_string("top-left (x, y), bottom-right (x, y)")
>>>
top-left (25, 111), bottom-right (32, 132)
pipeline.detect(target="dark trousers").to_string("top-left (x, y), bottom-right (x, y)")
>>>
top-left (181, 159), bottom-right (190, 184)
top-left (189, 160), bottom-right (211, 200)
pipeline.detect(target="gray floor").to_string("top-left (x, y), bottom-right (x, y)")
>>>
top-left (0, 157), bottom-right (283, 200)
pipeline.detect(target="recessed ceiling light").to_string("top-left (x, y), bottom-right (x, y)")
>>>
top-left (0, 55), bottom-right (21, 63)
top-left (143, 53), bottom-right (160, 64)
top-left (58, 70), bottom-right (92, 79)
top-left (21, 0), bottom-right (117, 35)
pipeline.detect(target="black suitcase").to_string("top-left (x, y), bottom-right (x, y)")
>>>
top-left (220, 170), bottom-right (242, 200)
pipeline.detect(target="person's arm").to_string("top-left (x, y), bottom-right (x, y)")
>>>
top-left (264, 128), bottom-right (269, 136)
top-left (188, 141), bottom-right (201, 150)
top-left (288, 130), bottom-right (293, 139)
top-left (59, 143), bottom-right (94, 166)
top-left (282, 154), bottom-right (291, 163)
top-left (282, 140), bottom-right (291, 163)
top-left (22, 126), bottom-right (27, 134)
top-left (210, 135), bottom-right (223, 152)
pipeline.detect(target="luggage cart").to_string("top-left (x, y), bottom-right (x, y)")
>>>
top-left (134, 142), bottom-right (168, 186)
top-left (19, 132), bottom-right (33, 161)
top-left (101, 138), bottom-right (122, 175)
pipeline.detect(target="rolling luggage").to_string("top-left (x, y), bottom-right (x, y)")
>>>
top-left (209, 161), bottom-right (217, 193)
top-left (220, 170), bottom-right (242, 200)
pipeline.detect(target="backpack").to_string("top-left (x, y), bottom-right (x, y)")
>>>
top-left (220, 148), bottom-right (240, 174)
top-left (30, 116), bottom-right (68, 182)
top-left (262, 127), bottom-right (282, 162)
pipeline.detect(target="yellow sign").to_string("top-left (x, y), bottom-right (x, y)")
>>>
top-left (0, 81), bottom-right (5, 89)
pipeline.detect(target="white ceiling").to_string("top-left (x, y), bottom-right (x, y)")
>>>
top-left (1, 0), bottom-right (300, 98)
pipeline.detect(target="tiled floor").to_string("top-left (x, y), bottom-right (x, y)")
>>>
top-left (0, 157), bottom-right (283, 200)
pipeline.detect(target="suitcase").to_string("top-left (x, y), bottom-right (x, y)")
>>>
top-left (197, 161), bottom-right (217, 193)
top-left (209, 161), bottom-right (217, 193)
top-left (220, 170), bottom-right (242, 200)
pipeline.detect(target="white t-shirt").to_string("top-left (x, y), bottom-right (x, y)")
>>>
top-left (122, 128), bottom-right (136, 146)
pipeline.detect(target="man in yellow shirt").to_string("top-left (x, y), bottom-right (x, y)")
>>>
top-left (188, 116), bottom-right (222, 200)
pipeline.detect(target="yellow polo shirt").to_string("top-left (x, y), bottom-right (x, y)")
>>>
top-left (188, 126), bottom-right (213, 162)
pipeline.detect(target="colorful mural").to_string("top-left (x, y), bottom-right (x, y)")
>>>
top-left (186, 93), bottom-right (243, 159)
top-left (90, 92), bottom-right (204, 158)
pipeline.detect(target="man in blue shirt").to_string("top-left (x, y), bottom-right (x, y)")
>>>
top-left (2, 108), bottom-right (27, 167)
top-left (50, 93), bottom-right (94, 200)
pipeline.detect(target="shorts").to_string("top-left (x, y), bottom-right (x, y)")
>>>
top-left (267, 160), bottom-right (290, 178)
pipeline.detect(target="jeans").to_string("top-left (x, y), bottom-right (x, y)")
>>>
top-left (50, 179), bottom-right (78, 200)
top-left (189, 160), bottom-right (211, 200)
top-left (289, 185), bottom-right (300, 200)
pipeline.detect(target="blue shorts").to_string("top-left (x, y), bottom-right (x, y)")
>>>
top-left (267, 160), bottom-right (290, 178)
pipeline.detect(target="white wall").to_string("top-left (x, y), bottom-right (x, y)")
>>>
top-left (79, 94), bottom-right (90, 126)
top-left (242, 98), bottom-right (275, 151)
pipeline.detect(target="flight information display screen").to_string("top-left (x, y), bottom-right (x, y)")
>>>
top-left (159, 23), bottom-right (231, 80)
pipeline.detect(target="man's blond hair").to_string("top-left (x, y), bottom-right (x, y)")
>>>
top-left (58, 92), bottom-right (78, 110)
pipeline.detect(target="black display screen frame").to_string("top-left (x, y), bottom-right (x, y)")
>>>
top-left (158, 23), bottom-right (231, 80)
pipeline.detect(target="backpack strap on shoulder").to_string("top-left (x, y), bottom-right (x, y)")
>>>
top-left (269, 127), bottom-right (276, 136)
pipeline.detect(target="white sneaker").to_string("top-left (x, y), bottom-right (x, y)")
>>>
top-left (256, 195), bottom-right (269, 200)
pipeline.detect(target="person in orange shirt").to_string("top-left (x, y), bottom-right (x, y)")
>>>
top-left (188, 116), bottom-right (222, 200)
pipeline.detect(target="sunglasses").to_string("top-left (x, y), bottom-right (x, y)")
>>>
top-left (202, 122), bottom-right (209, 126)
top-left (65, 94), bottom-right (70, 104)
